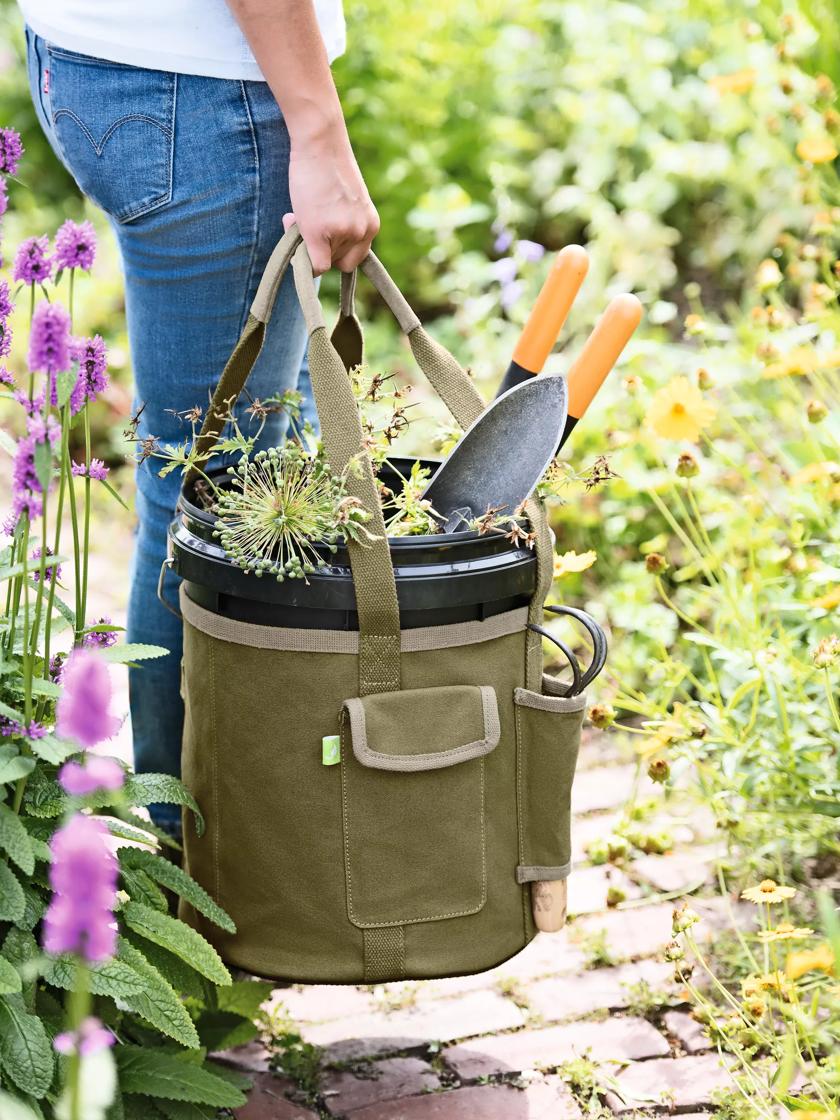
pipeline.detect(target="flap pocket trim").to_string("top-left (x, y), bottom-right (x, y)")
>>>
top-left (514, 685), bottom-right (586, 713)
top-left (344, 685), bottom-right (500, 772)
top-left (516, 862), bottom-right (571, 884)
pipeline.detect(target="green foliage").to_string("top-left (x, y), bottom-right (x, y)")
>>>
top-left (115, 1047), bottom-right (246, 1109)
top-left (0, 993), bottom-right (54, 1099)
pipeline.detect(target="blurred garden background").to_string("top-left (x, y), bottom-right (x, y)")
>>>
top-left (1, 0), bottom-right (839, 1115)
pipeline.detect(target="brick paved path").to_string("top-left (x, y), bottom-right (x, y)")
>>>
top-left (220, 729), bottom-right (736, 1119)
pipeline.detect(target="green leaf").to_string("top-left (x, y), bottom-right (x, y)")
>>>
top-left (101, 478), bottom-right (131, 511)
top-left (54, 369), bottom-right (76, 409)
top-left (121, 932), bottom-right (205, 1002)
top-left (32, 441), bottom-right (53, 493)
top-left (0, 862), bottom-right (26, 923)
top-left (123, 1096), bottom-right (169, 1120)
top-left (119, 863), bottom-right (169, 912)
top-left (0, 804), bottom-right (36, 875)
top-left (195, 1010), bottom-right (259, 1051)
top-left (116, 1047), bottom-right (246, 1109)
top-left (101, 643), bottom-right (169, 664)
top-left (26, 733), bottom-right (77, 765)
top-left (157, 1101), bottom-right (221, 1120)
top-left (0, 750), bottom-right (35, 786)
top-left (216, 979), bottom-right (274, 1019)
top-left (120, 849), bottom-right (235, 933)
top-left (0, 954), bottom-right (23, 994)
top-left (122, 775), bottom-right (204, 836)
top-left (0, 994), bottom-right (54, 1099)
top-left (121, 902), bottom-right (231, 986)
top-left (0, 1091), bottom-right (42, 1120)
top-left (13, 884), bottom-right (47, 932)
top-left (3, 929), bottom-right (40, 1009)
top-left (114, 940), bottom-right (202, 1050)
top-left (102, 816), bottom-right (159, 848)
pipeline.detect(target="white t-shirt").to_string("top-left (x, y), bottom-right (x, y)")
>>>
top-left (19, 0), bottom-right (346, 80)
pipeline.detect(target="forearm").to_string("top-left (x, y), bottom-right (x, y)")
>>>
top-left (226, 0), bottom-right (347, 147)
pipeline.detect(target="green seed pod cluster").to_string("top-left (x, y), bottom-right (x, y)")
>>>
top-left (212, 445), bottom-right (377, 581)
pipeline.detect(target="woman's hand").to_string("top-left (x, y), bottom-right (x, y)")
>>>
top-left (284, 129), bottom-right (379, 275)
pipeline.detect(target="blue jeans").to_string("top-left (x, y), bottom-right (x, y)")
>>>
top-left (26, 30), bottom-right (310, 833)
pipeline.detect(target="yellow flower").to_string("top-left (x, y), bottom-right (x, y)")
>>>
top-left (742, 970), bottom-right (790, 996)
top-left (756, 922), bottom-right (815, 943)
top-left (553, 549), bottom-right (597, 578)
top-left (792, 461), bottom-right (840, 486)
top-left (742, 995), bottom-right (767, 1018)
top-left (790, 1111), bottom-right (836, 1120)
top-left (786, 942), bottom-right (836, 980)
top-left (756, 258), bottom-right (783, 290)
top-left (814, 586), bottom-right (840, 611)
top-left (645, 377), bottom-right (717, 442)
top-left (709, 68), bottom-right (756, 95)
top-left (762, 346), bottom-right (840, 379)
top-left (741, 879), bottom-right (797, 904)
top-left (796, 136), bottom-right (838, 164)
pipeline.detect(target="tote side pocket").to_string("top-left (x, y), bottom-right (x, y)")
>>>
top-left (341, 684), bottom-right (500, 928)
top-left (514, 678), bottom-right (585, 884)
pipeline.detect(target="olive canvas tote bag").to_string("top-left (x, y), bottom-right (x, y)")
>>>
top-left (177, 226), bottom-right (586, 983)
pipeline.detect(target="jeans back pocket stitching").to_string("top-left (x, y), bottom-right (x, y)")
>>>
top-left (52, 109), bottom-right (173, 156)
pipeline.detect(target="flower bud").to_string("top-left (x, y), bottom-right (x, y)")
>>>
top-left (623, 374), bottom-right (641, 395)
top-left (645, 552), bottom-right (669, 574)
top-left (756, 258), bottom-right (783, 290)
top-left (664, 939), bottom-right (685, 963)
top-left (588, 703), bottom-right (616, 729)
top-left (676, 452), bottom-right (699, 478)
top-left (648, 757), bottom-right (670, 784)
top-left (813, 635), bottom-right (839, 669)
top-left (807, 399), bottom-right (828, 424)
top-left (696, 367), bottom-right (713, 390)
top-left (606, 885), bottom-right (626, 908)
top-left (683, 313), bottom-right (707, 337)
top-left (673, 902), bottom-right (701, 934)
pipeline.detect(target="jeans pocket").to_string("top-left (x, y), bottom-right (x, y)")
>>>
top-left (46, 45), bottom-right (176, 224)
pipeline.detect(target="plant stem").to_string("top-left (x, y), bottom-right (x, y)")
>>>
top-left (80, 409), bottom-right (91, 629)
top-left (66, 958), bottom-right (90, 1120)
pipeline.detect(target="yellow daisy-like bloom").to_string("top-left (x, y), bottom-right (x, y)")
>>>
top-left (790, 1111), bottom-right (836, 1120)
top-left (553, 550), bottom-right (597, 578)
top-left (742, 970), bottom-right (790, 997)
top-left (645, 377), bottom-right (717, 442)
top-left (792, 461), bottom-right (840, 487)
top-left (796, 136), bottom-right (839, 164)
top-left (709, 68), bottom-right (756, 95)
top-left (756, 922), bottom-right (815, 943)
top-left (813, 586), bottom-right (840, 612)
top-left (762, 346), bottom-right (840, 379)
top-left (741, 879), bottom-right (797, 904)
top-left (786, 942), bottom-right (836, 981)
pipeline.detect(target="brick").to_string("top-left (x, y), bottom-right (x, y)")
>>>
top-left (572, 765), bottom-right (637, 814)
top-left (308, 990), bottom-right (525, 1062)
top-left (570, 811), bottom-right (621, 864)
top-left (664, 1009), bottom-right (712, 1053)
top-left (443, 1015), bottom-right (669, 1080)
top-left (567, 865), bottom-right (642, 916)
top-left (571, 896), bottom-right (745, 962)
top-left (270, 985), bottom-right (376, 1024)
top-left (345, 1075), bottom-right (582, 1119)
top-left (525, 960), bottom-right (674, 1022)
top-left (323, 1057), bottom-right (440, 1116)
top-left (491, 930), bottom-right (588, 981)
top-left (235, 1072), bottom-right (318, 1119)
top-left (629, 847), bottom-right (719, 894)
top-left (603, 1054), bottom-right (733, 1113)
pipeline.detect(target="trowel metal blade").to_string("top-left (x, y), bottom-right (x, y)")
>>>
top-left (422, 374), bottom-right (568, 528)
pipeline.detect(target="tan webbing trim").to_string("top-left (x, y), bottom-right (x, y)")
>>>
top-left (360, 253), bottom-right (420, 333)
top-left (513, 687), bottom-right (586, 713)
top-left (250, 225), bottom-right (304, 324)
top-left (179, 588), bottom-right (527, 653)
top-left (516, 862), bottom-right (571, 885)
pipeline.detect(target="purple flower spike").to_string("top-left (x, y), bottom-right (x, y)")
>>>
top-left (501, 279), bottom-right (524, 311)
top-left (517, 239), bottom-right (546, 262)
top-left (54, 219), bottom-right (97, 272)
top-left (12, 235), bottom-right (52, 286)
top-left (56, 649), bottom-right (120, 747)
top-left (31, 546), bottom-right (62, 584)
top-left (0, 367), bottom-right (13, 387)
top-left (72, 458), bottom-right (109, 481)
top-left (0, 280), bottom-right (13, 321)
top-left (54, 1017), bottom-right (115, 1057)
top-left (70, 336), bottom-right (108, 411)
top-left (43, 813), bottom-right (118, 963)
top-left (29, 302), bottom-right (71, 375)
top-left (59, 756), bottom-right (125, 796)
top-left (0, 178), bottom-right (8, 219)
top-left (490, 257), bottom-right (518, 286)
top-left (83, 616), bottom-right (118, 648)
top-left (12, 435), bottom-right (44, 520)
top-left (0, 128), bottom-right (24, 176)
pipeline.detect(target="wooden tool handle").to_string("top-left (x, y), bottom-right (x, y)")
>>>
top-left (531, 878), bottom-right (568, 933)
top-left (566, 293), bottom-right (642, 421)
top-left (512, 244), bottom-right (589, 374)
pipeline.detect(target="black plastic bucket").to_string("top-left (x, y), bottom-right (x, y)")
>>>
top-left (169, 458), bottom-right (537, 631)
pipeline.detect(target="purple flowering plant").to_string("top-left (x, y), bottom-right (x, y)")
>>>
top-left (0, 129), bottom-right (253, 1120)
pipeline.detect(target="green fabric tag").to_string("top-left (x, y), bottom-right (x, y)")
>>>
top-left (322, 735), bottom-right (341, 766)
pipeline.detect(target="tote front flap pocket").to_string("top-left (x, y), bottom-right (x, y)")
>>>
top-left (341, 685), bottom-right (500, 928)
top-left (514, 678), bottom-right (585, 884)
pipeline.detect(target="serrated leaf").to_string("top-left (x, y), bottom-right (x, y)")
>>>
top-left (101, 643), bottom-right (169, 664)
top-left (195, 1010), bottom-right (259, 1051)
top-left (0, 861), bottom-right (25, 923)
top-left (0, 954), bottom-right (23, 994)
top-left (121, 902), bottom-right (230, 986)
top-left (13, 884), bottom-right (47, 932)
top-left (0, 804), bottom-right (36, 875)
top-left (3, 929), bottom-right (39, 1009)
top-left (120, 850), bottom-right (235, 933)
top-left (0, 746), bottom-right (36, 786)
top-left (123, 1097), bottom-right (168, 1120)
top-left (0, 994), bottom-right (54, 1099)
top-left (26, 732), bottom-right (77, 765)
top-left (119, 863), bottom-right (169, 912)
top-left (116, 1047), bottom-right (246, 1108)
top-left (122, 932), bottom-right (205, 1002)
top-left (122, 775), bottom-right (204, 836)
top-left (103, 816), bottom-right (159, 848)
top-left (216, 979), bottom-right (274, 1019)
top-left (114, 940), bottom-right (201, 1050)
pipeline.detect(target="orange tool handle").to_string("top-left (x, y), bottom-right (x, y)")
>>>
top-left (511, 244), bottom-right (589, 374)
top-left (566, 293), bottom-right (643, 421)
